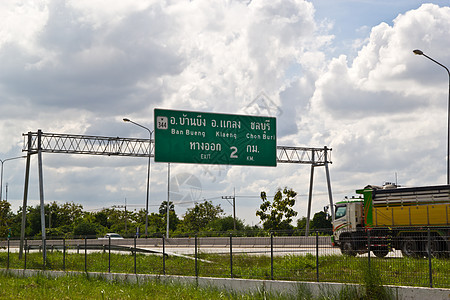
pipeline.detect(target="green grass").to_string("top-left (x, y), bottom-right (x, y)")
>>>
top-left (0, 271), bottom-right (292, 300)
top-left (0, 250), bottom-right (448, 289)
top-left (0, 270), bottom-right (392, 300)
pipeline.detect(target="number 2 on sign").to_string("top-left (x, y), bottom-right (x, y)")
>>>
top-left (230, 146), bottom-right (238, 158)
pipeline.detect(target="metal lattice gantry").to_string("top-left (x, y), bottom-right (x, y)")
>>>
top-left (19, 130), bottom-right (333, 259)
top-left (276, 146), bottom-right (331, 166)
top-left (22, 131), bottom-right (153, 157)
top-left (22, 131), bottom-right (331, 165)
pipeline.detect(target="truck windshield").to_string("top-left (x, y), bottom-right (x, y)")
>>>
top-left (335, 205), bottom-right (347, 219)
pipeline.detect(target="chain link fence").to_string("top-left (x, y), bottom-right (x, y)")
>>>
top-left (0, 227), bottom-right (448, 288)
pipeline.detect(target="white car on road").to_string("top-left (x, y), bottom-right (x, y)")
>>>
top-left (99, 233), bottom-right (123, 239)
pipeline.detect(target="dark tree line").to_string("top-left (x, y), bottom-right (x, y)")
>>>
top-left (0, 199), bottom-right (248, 238)
top-left (0, 187), bottom-right (331, 238)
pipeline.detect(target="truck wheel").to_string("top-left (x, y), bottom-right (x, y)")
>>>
top-left (401, 237), bottom-right (419, 258)
top-left (340, 240), bottom-right (356, 256)
top-left (424, 239), bottom-right (442, 258)
top-left (373, 247), bottom-right (389, 258)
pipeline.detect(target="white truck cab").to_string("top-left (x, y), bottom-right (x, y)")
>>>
top-left (332, 197), bottom-right (363, 250)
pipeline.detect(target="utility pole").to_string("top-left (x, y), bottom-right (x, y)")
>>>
top-left (222, 188), bottom-right (236, 230)
top-left (116, 198), bottom-right (127, 233)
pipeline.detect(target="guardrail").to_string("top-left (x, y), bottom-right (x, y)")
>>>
top-left (1, 236), bottom-right (332, 249)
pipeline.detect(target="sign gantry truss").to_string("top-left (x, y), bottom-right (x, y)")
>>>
top-left (19, 130), bottom-right (333, 260)
top-left (276, 146), bottom-right (331, 166)
top-left (23, 132), bottom-right (153, 157)
top-left (22, 131), bottom-right (331, 165)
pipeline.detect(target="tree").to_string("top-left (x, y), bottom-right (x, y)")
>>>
top-left (99, 207), bottom-right (128, 234)
top-left (162, 211), bottom-right (179, 233)
top-left (310, 211), bottom-right (332, 232)
top-left (16, 202), bottom-right (86, 237)
top-left (207, 216), bottom-right (245, 232)
top-left (158, 200), bottom-right (179, 233)
top-left (256, 188), bottom-right (298, 231)
top-left (145, 212), bottom-right (165, 234)
top-left (295, 211), bottom-right (332, 234)
top-left (47, 201), bottom-right (84, 233)
top-left (52, 202), bottom-right (84, 228)
top-left (133, 208), bottom-right (147, 229)
top-left (0, 200), bottom-right (12, 237)
top-left (182, 200), bottom-right (224, 232)
top-left (159, 201), bottom-right (175, 215)
top-left (73, 220), bottom-right (102, 237)
top-left (93, 211), bottom-right (109, 228)
top-left (296, 217), bottom-right (308, 231)
top-left (25, 205), bottom-right (43, 237)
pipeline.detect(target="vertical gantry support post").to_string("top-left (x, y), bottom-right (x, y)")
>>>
top-left (144, 133), bottom-right (152, 236)
top-left (305, 151), bottom-right (315, 237)
top-left (166, 163), bottom-right (170, 238)
top-left (19, 132), bottom-right (32, 259)
top-left (37, 130), bottom-right (47, 264)
top-left (324, 146), bottom-right (335, 222)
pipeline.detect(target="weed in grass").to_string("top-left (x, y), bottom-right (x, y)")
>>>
top-left (293, 283), bottom-right (314, 300)
top-left (315, 284), bottom-right (362, 300)
top-left (360, 262), bottom-right (394, 300)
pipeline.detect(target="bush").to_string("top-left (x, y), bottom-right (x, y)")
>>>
top-left (73, 221), bottom-right (102, 237)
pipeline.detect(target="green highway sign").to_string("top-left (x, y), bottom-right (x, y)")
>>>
top-left (154, 108), bottom-right (276, 166)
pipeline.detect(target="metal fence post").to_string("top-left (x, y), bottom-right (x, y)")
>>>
top-left (270, 231), bottom-right (274, 280)
top-left (84, 236), bottom-right (87, 273)
top-left (316, 231), bottom-right (319, 282)
top-left (230, 233), bottom-right (233, 278)
top-left (134, 236), bottom-right (137, 274)
top-left (428, 228), bottom-right (433, 288)
top-left (162, 235), bottom-right (166, 275)
top-left (195, 235), bottom-right (198, 277)
top-left (63, 238), bottom-right (66, 271)
top-left (42, 238), bottom-right (46, 271)
top-left (108, 236), bottom-right (111, 273)
top-left (7, 238), bottom-right (10, 270)
top-left (24, 238), bottom-right (27, 270)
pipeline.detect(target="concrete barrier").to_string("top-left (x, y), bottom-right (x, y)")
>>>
top-left (2, 269), bottom-right (448, 300)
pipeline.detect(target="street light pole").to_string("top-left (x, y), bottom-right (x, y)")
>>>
top-left (0, 156), bottom-right (25, 201)
top-left (413, 49), bottom-right (450, 185)
top-left (123, 118), bottom-right (153, 236)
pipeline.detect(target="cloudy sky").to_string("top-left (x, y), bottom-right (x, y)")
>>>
top-left (1, 0), bottom-right (450, 227)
